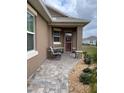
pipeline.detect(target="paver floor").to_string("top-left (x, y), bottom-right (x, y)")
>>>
top-left (27, 53), bottom-right (79, 93)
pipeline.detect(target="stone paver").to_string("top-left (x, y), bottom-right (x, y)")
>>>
top-left (27, 53), bottom-right (79, 93)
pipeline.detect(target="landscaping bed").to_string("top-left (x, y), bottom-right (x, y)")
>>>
top-left (68, 59), bottom-right (96, 93)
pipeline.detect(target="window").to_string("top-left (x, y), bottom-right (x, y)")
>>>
top-left (27, 12), bottom-right (35, 51)
top-left (53, 31), bottom-right (60, 42)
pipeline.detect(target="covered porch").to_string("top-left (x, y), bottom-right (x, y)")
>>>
top-left (48, 27), bottom-right (83, 53)
top-left (47, 16), bottom-right (89, 53)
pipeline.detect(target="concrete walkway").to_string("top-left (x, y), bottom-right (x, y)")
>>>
top-left (27, 53), bottom-right (79, 93)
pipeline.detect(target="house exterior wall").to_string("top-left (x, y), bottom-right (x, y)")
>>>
top-left (27, 4), bottom-right (49, 78)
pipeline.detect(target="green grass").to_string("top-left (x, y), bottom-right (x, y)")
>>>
top-left (82, 45), bottom-right (97, 57)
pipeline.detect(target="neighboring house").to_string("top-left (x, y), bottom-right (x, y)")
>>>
top-left (27, 0), bottom-right (90, 78)
top-left (83, 36), bottom-right (97, 45)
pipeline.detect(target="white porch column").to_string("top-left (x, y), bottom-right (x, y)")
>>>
top-left (77, 26), bottom-right (83, 50)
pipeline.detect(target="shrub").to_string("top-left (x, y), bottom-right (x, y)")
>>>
top-left (80, 67), bottom-right (97, 86)
top-left (84, 55), bottom-right (91, 64)
top-left (83, 68), bottom-right (92, 73)
top-left (79, 73), bottom-right (92, 84)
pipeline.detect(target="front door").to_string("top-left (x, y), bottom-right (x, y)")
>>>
top-left (65, 32), bottom-right (72, 52)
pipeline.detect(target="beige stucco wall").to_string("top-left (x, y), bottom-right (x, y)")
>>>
top-left (27, 4), bottom-right (49, 78)
top-left (48, 26), bottom-right (52, 46)
top-left (77, 26), bottom-right (82, 50)
top-left (72, 31), bottom-right (77, 50)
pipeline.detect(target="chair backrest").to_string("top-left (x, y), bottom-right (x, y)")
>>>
top-left (50, 46), bottom-right (54, 54)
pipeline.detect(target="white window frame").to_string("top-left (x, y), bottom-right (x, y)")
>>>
top-left (27, 11), bottom-right (38, 60)
top-left (27, 11), bottom-right (35, 51)
top-left (53, 31), bottom-right (61, 44)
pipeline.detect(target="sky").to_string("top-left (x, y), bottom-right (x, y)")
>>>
top-left (43, 0), bottom-right (97, 38)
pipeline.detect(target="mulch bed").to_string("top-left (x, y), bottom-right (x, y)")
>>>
top-left (68, 59), bottom-right (96, 93)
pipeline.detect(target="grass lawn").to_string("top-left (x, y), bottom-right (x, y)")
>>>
top-left (82, 45), bottom-right (97, 57)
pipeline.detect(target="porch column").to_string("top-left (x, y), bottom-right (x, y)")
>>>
top-left (77, 26), bottom-right (82, 50)
top-left (48, 26), bottom-right (52, 46)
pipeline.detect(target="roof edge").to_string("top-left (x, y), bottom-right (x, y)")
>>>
top-left (51, 17), bottom-right (91, 24)
top-left (27, 0), bottom-right (52, 22)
